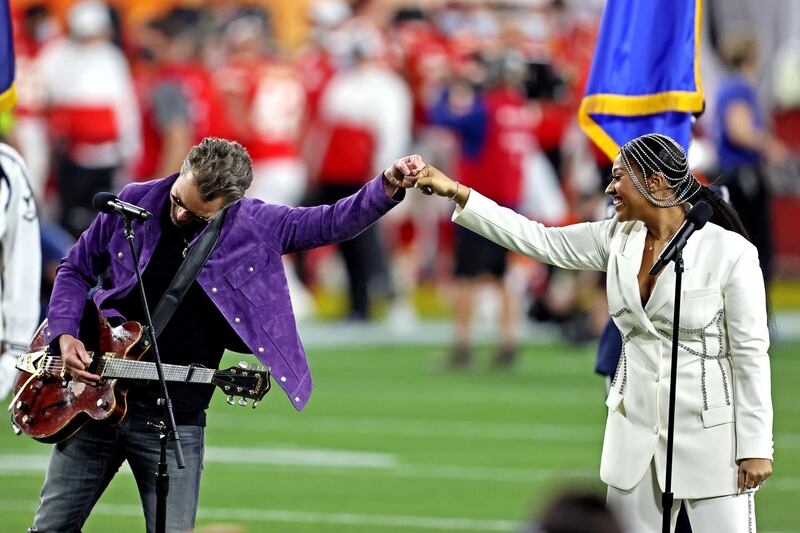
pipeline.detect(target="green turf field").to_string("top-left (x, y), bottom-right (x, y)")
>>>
top-left (1, 339), bottom-right (798, 532)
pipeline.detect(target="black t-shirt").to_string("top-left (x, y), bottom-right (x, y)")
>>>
top-left (111, 200), bottom-right (241, 425)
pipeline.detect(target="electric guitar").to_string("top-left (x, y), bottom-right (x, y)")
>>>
top-left (8, 310), bottom-right (271, 443)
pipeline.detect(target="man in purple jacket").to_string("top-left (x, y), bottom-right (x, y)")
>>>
top-left (29, 137), bottom-right (421, 532)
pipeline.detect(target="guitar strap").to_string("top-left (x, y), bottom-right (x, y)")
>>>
top-left (150, 205), bottom-right (228, 339)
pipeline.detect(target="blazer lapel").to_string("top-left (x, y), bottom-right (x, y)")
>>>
top-left (645, 231), bottom-right (701, 320)
top-left (612, 222), bottom-right (659, 337)
top-left (644, 267), bottom-right (675, 320)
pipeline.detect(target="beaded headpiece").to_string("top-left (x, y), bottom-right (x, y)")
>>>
top-left (619, 133), bottom-right (701, 208)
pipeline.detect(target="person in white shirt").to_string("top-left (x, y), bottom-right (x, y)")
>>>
top-left (0, 142), bottom-right (42, 400)
top-left (36, 0), bottom-right (140, 237)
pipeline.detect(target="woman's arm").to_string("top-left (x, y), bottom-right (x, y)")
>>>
top-left (415, 165), bottom-right (611, 271)
top-left (723, 243), bottom-right (773, 488)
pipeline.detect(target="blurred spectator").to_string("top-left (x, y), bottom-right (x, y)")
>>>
top-left (219, 15), bottom-right (308, 206)
top-left (37, 0), bottom-right (140, 237)
top-left (713, 31), bottom-right (789, 285)
top-left (428, 50), bottom-right (534, 367)
top-left (8, 3), bottom-right (60, 203)
top-left (311, 9), bottom-right (412, 319)
top-left (217, 14), bottom-right (315, 318)
top-left (0, 142), bottom-right (41, 401)
top-left (528, 489), bottom-right (622, 533)
top-left (133, 8), bottom-right (232, 181)
top-left (296, 0), bottom-right (350, 130)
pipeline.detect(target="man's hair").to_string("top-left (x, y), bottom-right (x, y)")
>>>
top-left (180, 137), bottom-right (253, 203)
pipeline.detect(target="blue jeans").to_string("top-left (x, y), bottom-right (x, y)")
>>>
top-left (29, 411), bottom-right (205, 533)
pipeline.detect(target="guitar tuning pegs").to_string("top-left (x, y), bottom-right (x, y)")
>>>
top-left (248, 363), bottom-right (258, 371)
top-left (226, 395), bottom-right (235, 405)
top-left (238, 398), bottom-right (247, 407)
top-left (238, 361), bottom-right (248, 369)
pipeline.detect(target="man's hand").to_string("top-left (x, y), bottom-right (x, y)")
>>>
top-left (382, 154), bottom-right (425, 196)
top-left (738, 458), bottom-right (772, 493)
top-left (59, 334), bottom-right (100, 384)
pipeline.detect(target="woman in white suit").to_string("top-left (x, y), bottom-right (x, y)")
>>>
top-left (413, 133), bottom-right (773, 532)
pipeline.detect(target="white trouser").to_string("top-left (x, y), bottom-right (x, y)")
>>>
top-left (607, 461), bottom-right (757, 533)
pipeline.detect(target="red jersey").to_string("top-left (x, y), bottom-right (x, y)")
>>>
top-left (135, 61), bottom-right (232, 181)
top-left (457, 86), bottom-right (536, 207)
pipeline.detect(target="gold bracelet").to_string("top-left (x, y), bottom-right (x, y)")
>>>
top-left (448, 182), bottom-right (460, 201)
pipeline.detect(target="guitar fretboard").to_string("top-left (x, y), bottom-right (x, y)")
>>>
top-left (101, 358), bottom-right (215, 384)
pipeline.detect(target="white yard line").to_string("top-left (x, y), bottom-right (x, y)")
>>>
top-left (210, 415), bottom-right (605, 443)
top-left (1, 447), bottom-right (798, 492)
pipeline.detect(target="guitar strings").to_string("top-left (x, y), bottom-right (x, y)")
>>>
top-left (39, 354), bottom-right (215, 383)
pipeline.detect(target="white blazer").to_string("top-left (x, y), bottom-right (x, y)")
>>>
top-left (453, 191), bottom-right (773, 499)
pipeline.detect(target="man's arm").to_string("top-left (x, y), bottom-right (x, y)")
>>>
top-left (255, 156), bottom-right (422, 254)
top-left (45, 215), bottom-right (114, 341)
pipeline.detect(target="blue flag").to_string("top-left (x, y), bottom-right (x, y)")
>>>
top-left (579, 0), bottom-right (704, 159)
top-left (0, 0), bottom-right (16, 112)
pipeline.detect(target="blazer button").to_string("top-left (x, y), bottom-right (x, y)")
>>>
top-left (258, 346), bottom-right (265, 354)
top-left (294, 397), bottom-right (300, 403)
top-left (653, 373), bottom-right (659, 382)
top-left (247, 266), bottom-right (254, 273)
top-left (280, 376), bottom-right (286, 382)
top-left (653, 426), bottom-right (659, 435)
top-left (117, 252), bottom-right (123, 258)
top-left (234, 317), bottom-right (241, 324)
top-left (211, 287), bottom-right (218, 294)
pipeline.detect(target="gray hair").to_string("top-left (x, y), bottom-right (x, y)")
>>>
top-left (180, 137), bottom-right (253, 203)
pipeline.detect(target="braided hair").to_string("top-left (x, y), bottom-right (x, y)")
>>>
top-left (620, 133), bottom-right (749, 240)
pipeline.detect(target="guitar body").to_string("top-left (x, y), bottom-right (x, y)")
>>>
top-left (10, 309), bottom-right (147, 443)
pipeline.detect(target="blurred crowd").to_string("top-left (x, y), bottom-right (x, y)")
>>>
top-left (4, 0), bottom-right (800, 344)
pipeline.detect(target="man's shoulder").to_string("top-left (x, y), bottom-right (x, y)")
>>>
top-left (236, 196), bottom-right (291, 217)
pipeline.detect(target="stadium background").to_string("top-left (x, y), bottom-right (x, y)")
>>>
top-left (2, 0), bottom-right (800, 531)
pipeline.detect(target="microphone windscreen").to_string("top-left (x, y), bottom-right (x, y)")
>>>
top-left (92, 192), bottom-right (117, 211)
top-left (686, 200), bottom-right (713, 229)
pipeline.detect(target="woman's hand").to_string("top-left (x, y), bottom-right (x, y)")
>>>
top-left (738, 458), bottom-right (772, 492)
top-left (414, 165), bottom-right (469, 206)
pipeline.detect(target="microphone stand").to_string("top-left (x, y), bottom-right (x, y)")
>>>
top-left (661, 250), bottom-right (683, 533)
top-left (121, 215), bottom-right (184, 533)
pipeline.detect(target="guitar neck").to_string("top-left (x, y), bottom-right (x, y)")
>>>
top-left (100, 357), bottom-right (216, 384)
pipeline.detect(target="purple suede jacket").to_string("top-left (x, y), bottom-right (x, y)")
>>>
top-left (44, 173), bottom-right (402, 410)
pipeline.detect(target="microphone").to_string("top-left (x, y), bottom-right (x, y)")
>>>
top-left (92, 192), bottom-right (153, 222)
top-left (649, 201), bottom-right (713, 276)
